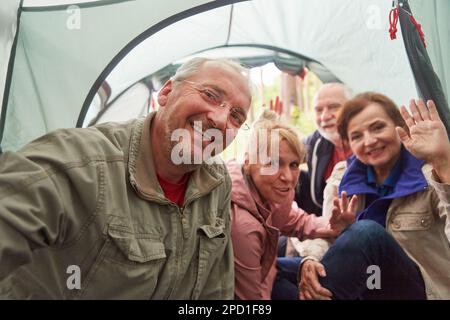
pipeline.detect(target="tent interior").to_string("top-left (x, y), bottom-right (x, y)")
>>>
top-left (0, 0), bottom-right (449, 152)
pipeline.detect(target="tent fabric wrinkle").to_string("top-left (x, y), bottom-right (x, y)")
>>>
top-left (399, 1), bottom-right (450, 137)
top-left (0, 0), bottom-right (448, 152)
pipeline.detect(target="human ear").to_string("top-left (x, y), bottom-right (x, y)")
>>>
top-left (157, 80), bottom-right (173, 107)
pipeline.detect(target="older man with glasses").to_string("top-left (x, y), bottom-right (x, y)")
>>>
top-left (0, 57), bottom-right (253, 299)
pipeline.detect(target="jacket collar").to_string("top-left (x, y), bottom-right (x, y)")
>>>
top-left (226, 160), bottom-right (279, 280)
top-left (226, 160), bottom-right (271, 221)
top-left (128, 112), bottom-right (224, 204)
top-left (311, 131), bottom-right (335, 196)
top-left (339, 146), bottom-right (427, 199)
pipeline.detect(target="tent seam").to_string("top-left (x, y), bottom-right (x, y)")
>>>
top-left (0, 0), bottom-right (25, 152)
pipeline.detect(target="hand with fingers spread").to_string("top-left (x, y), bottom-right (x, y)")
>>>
top-left (331, 191), bottom-right (358, 230)
top-left (269, 96), bottom-right (283, 115)
top-left (299, 260), bottom-right (332, 300)
top-left (314, 191), bottom-right (358, 238)
top-left (397, 99), bottom-right (450, 182)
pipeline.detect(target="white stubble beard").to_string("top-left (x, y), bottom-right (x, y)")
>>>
top-left (318, 127), bottom-right (342, 147)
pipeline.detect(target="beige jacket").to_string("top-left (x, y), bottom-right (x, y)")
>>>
top-left (301, 161), bottom-right (450, 300)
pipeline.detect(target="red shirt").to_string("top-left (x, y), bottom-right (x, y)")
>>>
top-left (323, 147), bottom-right (352, 182)
top-left (157, 172), bottom-right (191, 207)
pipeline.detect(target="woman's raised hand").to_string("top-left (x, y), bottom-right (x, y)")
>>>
top-left (315, 191), bottom-right (358, 238)
top-left (397, 99), bottom-right (450, 182)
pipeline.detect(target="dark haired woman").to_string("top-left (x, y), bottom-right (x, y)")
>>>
top-left (300, 93), bottom-right (450, 300)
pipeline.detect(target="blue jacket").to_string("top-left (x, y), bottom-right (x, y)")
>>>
top-left (339, 147), bottom-right (427, 227)
top-left (295, 130), bottom-right (334, 216)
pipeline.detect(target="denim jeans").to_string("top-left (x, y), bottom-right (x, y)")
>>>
top-left (319, 220), bottom-right (426, 300)
top-left (277, 236), bottom-right (288, 257)
top-left (271, 257), bottom-right (302, 300)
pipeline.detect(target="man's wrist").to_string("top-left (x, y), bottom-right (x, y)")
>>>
top-left (299, 256), bottom-right (319, 272)
top-left (298, 256), bottom-right (319, 284)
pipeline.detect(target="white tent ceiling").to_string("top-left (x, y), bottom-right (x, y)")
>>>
top-left (0, 0), bottom-right (20, 110)
top-left (1, 0), bottom-right (448, 151)
top-left (106, 0), bottom-right (418, 105)
top-left (22, 0), bottom-right (101, 6)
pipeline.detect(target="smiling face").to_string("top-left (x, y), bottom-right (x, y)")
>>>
top-left (314, 84), bottom-right (349, 144)
top-left (157, 61), bottom-right (252, 164)
top-left (245, 139), bottom-right (301, 204)
top-left (347, 103), bottom-right (402, 179)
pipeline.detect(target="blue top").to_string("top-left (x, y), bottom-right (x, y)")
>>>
top-left (366, 158), bottom-right (402, 197)
top-left (338, 147), bottom-right (427, 227)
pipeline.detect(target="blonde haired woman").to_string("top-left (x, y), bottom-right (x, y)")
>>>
top-left (226, 110), bottom-right (343, 300)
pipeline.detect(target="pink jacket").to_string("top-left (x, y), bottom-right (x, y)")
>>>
top-left (226, 160), bottom-right (328, 300)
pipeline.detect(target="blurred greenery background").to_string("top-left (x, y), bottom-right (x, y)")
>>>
top-left (221, 63), bottom-right (322, 163)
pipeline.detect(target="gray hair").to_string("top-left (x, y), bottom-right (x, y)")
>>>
top-left (173, 57), bottom-right (244, 79)
top-left (171, 57), bottom-right (255, 95)
top-left (313, 82), bottom-right (354, 103)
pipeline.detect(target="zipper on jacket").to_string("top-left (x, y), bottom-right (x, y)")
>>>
top-left (179, 206), bottom-right (190, 240)
top-left (163, 178), bottom-right (224, 298)
top-left (165, 205), bottom-right (186, 299)
top-left (310, 138), bottom-right (322, 208)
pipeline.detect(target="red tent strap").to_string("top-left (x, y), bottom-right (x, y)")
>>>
top-left (298, 67), bottom-right (307, 80)
top-left (389, 7), bottom-right (399, 40)
top-left (409, 15), bottom-right (427, 48)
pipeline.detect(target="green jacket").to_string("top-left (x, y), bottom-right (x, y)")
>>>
top-left (0, 112), bottom-right (234, 299)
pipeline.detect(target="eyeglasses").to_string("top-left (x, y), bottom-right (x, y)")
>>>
top-left (180, 80), bottom-right (250, 130)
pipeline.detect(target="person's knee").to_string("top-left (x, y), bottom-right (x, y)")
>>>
top-left (337, 220), bottom-right (388, 250)
top-left (347, 220), bottom-right (385, 238)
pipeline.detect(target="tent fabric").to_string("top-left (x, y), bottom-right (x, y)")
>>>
top-left (1, 0), bottom-right (215, 152)
top-left (105, 0), bottom-right (418, 107)
top-left (22, 0), bottom-right (101, 7)
top-left (103, 4), bottom-right (237, 106)
top-left (0, 0), bottom-right (447, 152)
top-left (83, 81), bottom-right (150, 126)
top-left (126, 46), bottom-right (338, 95)
top-left (399, 0), bottom-right (450, 137)
top-left (409, 0), bottom-right (449, 103)
top-left (0, 0), bottom-right (20, 116)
